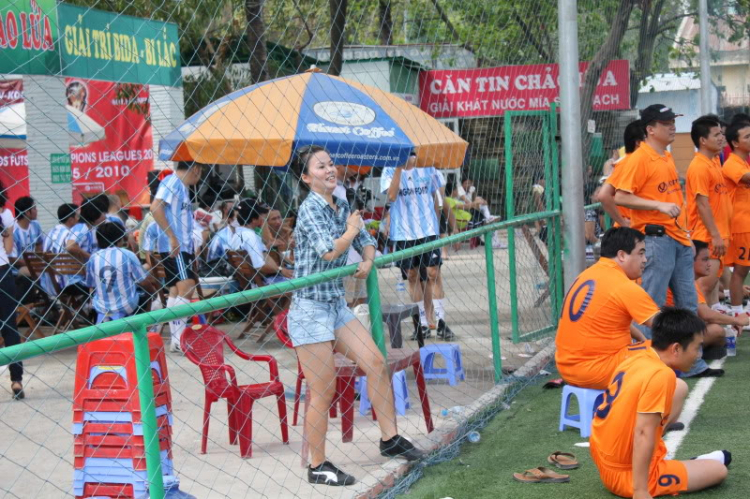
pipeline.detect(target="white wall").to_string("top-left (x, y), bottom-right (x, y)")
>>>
top-left (150, 85), bottom-right (185, 171)
top-left (340, 61), bottom-right (390, 92)
top-left (24, 76), bottom-right (71, 231)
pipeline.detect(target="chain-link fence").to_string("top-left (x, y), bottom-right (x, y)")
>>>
top-left (0, 0), bottom-right (730, 497)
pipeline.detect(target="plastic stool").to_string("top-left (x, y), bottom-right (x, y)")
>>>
top-left (558, 385), bottom-right (605, 438)
top-left (420, 344), bottom-right (465, 386)
top-left (359, 371), bottom-right (410, 416)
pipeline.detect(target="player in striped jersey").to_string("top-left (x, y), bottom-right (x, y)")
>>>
top-left (150, 162), bottom-right (203, 352)
top-left (12, 196), bottom-right (42, 258)
top-left (229, 200), bottom-right (291, 282)
top-left (381, 153), bottom-right (455, 341)
top-left (11, 196), bottom-right (43, 306)
top-left (142, 219), bottom-right (170, 255)
top-left (42, 204), bottom-right (87, 295)
top-left (87, 222), bottom-right (158, 323)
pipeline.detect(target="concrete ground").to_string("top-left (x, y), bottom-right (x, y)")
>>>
top-left (0, 232), bottom-right (555, 498)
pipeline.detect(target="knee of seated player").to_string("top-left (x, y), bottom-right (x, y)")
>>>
top-left (705, 324), bottom-right (726, 347)
top-left (674, 378), bottom-right (688, 406)
top-left (684, 459), bottom-right (728, 492)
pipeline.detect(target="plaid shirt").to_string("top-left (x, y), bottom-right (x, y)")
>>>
top-left (293, 191), bottom-right (375, 302)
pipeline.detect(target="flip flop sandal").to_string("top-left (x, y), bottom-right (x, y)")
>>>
top-left (512, 467), bottom-right (570, 483)
top-left (547, 451), bottom-right (579, 470)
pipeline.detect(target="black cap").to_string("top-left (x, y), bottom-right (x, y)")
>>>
top-left (640, 104), bottom-right (683, 124)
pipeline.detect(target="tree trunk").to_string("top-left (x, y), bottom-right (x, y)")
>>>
top-left (378, 0), bottom-right (393, 46)
top-left (246, 0), bottom-right (269, 84)
top-left (629, 0), bottom-right (668, 108)
top-left (579, 0), bottom-right (636, 169)
top-left (329, 0), bottom-right (348, 76)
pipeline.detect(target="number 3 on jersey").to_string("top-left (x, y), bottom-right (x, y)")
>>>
top-left (567, 279), bottom-right (595, 322)
top-left (595, 371), bottom-right (625, 420)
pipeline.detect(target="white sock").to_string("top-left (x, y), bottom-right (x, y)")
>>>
top-left (150, 299), bottom-right (163, 311)
top-left (166, 297), bottom-right (177, 341)
top-left (433, 299), bottom-right (445, 321)
top-left (732, 305), bottom-right (744, 313)
top-left (480, 205), bottom-right (491, 220)
top-left (693, 450), bottom-right (730, 465)
top-left (171, 296), bottom-right (190, 345)
top-left (417, 301), bottom-right (428, 327)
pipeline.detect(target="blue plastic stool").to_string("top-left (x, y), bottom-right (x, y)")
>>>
top-left (420, 343), bottom-right (465, 386)
top-left (359, 371), bottom-right (410, 416)
top-left (558, 385), bottom-right (605, 438)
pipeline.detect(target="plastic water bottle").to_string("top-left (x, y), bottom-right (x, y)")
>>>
top-left (467, 431), bottom-right (481, 443)
top-left (725, 326), bottom-right (737, 357)
top-left (440, 406), bottom-right (465, 421)
top-left (395, 281), bottom-right (409, 304)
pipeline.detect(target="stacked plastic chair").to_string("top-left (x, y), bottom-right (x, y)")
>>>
top-left (72, 332), bottom-right (175, 499)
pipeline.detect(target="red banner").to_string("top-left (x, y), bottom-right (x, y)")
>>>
top-left (67, 78), bottom-right (153, 205)
top-left (419, 59), bottom-right (630, 118)
top-left (0, 148), bottom-right (29, 209)
top-left (0, 79), bottom-right (23, 107)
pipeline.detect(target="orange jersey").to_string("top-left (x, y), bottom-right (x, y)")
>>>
top-left (686, 153), bottom-right (732, 241)
top-left (723, 152), bottom-right (750, 234)
top-left (616, 142), bottom-right (690, 246)
top-left (555, 259), bottom-right (660, 377)
top-left (590, 347), bottom-right (676, 470)
top-left (665, 281), bottom-right (706, 307)
top-left (606, 155), bottom-right (633, 226)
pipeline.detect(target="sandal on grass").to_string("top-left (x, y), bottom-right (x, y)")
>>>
top-left (547, 451), bottom-right (579, 470)
top-left (512, 467), bottom-right (570, 483)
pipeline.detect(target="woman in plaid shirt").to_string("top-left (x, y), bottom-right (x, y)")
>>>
top-left (289, 145), bottom-right (424, 486)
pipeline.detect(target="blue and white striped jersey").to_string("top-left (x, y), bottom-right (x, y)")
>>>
top-left (42, 224), bottom-right (77, 292)
top-left (154, 174), bottom-right (194, 254)
top-left (380, 167), bottom-right (441, 241)
top-left (105, 214), bottom-right (126, 227)
top-left (71, 222), bottom-right (96, 255)
top-left (86, 247), bottom-right (147, 315)
top-left (142, 221), bottom-right (170, 253)
top-left (12, 220), bottom-right (42, 258)
top-left (207, 225), bottom-right (234, 261)
top-left (229, 226), bottom-right (266, 270)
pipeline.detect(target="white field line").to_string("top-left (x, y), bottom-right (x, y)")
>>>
top-left (664, 358), bottom-right (726, 459)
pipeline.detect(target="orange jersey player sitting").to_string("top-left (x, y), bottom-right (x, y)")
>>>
top-left (555, 227), bottom-right (659, 390)
top-left (591, 307), bottom-right (730, 499)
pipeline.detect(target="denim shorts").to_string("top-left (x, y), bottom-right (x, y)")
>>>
top-left (287, 297), bottom-right (357, 347)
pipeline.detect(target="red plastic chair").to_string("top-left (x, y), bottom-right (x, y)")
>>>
top-left (181, 324), bottom-right (289, 458)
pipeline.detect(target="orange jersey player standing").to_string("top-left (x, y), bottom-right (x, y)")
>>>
top-left (590, 308), bottom-right (729, 499)
top-left (598, 120), bottom-right (645, 228)
top-left (685, 116), bottom-right (731, 306)
top-left (722, 120), bottom-right (750, 324)
top-left (555, 227), bottom-right (659, 390)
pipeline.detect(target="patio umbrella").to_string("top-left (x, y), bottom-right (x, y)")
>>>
top-left (159, 68), bottom-right (467, 169)
top-left (0, 102), bottom-right (106, 147)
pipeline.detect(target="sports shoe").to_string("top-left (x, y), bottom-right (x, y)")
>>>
top-left (437, 319), bottom-right (455, 341)
top-left (308, 461), bottom-right (356, 486)
top-left (693, 368), bottom-right (725, 378)
top-left (380, 434), bottom-right (425, 461)
top-left (711, 302), bottom-right (731, 314)
top-left (410, 325), bottom-right (431, 341)
top-left (169, 341), bottom-right (183, 354)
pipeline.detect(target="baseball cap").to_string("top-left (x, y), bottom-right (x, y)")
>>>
top-left (640, 104), bottom-right (683, 124)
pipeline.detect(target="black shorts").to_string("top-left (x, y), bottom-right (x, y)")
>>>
top-left (394, 236), bottom-right (442, 273)
top-left (160, 252), bottom-right (198, 288)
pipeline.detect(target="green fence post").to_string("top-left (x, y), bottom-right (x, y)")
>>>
top-left (132, 325), bottom-right (165, 499)
top-left (366, 269), bottom-right (388, 358)
top-left (484, 231), bottom-right (503, 382)
top-left (504, 112), bottom-right (520, 342)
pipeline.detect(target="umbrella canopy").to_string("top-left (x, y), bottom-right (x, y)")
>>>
top-left (159, 69), bottom-right (468, 169)
top-left (0, 102), bottom-right (105, 147)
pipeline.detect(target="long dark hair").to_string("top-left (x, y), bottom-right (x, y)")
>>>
top-left (291, 145), bottom-right (328, 195)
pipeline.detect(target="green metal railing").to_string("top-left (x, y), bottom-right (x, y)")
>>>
top-left (0, 209), bottom-right (561, 498)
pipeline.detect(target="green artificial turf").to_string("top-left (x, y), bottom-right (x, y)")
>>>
top-left (399, 340), bottom-right (748, 499)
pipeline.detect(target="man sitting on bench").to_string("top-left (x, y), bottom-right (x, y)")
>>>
top-left (555, 227), bottom-right (659, 390)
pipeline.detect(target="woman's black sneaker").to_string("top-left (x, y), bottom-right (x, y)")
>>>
top-left (307, 461), bottom-right (356, 486)
top-left (410, 325), bottom-right (431, 341)
top-left (380, 435), bottom-right (425, 461)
